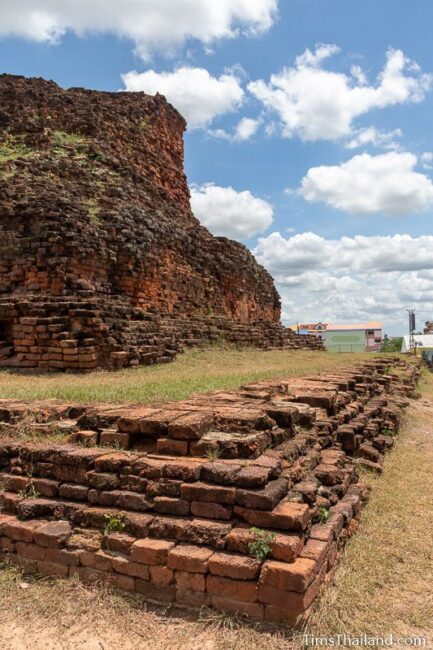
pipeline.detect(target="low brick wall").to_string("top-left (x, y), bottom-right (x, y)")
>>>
top-left (0, 357), bottom-right (420, 626)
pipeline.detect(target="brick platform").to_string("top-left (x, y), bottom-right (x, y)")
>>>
top-left (0, 357), bottom-right (419, 625)
top-left (0, 74), bottom-right (321, 370)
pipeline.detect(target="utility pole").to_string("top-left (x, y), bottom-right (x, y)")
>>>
top-left (407, 309), bottom-right (416, 353)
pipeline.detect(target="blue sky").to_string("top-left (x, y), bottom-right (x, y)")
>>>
top-left (1, 0), bottom-right (433, 334)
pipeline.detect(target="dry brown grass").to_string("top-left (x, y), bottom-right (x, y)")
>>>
top-left (306, 370), bottom-right (433, 643)
top-left (0, 347), bottom-right (378, 404)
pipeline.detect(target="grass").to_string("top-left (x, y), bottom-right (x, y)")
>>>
top-left (0, 136), bottom-right (34, 163)
top-left (51, 130), bottom-right (86, 147)
top-left (0, 347), bottom-right (383, 404)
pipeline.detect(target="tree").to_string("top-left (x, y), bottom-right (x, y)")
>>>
top-left (381, 335), bottom-right (403, 352)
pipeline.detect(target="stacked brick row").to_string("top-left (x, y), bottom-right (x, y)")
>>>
top-left (0, 297), bottom-right (321, 370)
top-left (0, 358), bottom-right (419, 625)
top-left (0, 73), bottom-right (321, 370)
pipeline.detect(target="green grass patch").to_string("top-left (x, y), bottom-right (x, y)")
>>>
top-left (0, 348), bottom-right (396, 405)
top-left (51, 130), bottom-right (86, 147)
top-left (0, 135), bottom-right (34, 163)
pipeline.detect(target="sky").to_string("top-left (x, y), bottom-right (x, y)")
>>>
top-left (1, 0), bottom-right (433, 335)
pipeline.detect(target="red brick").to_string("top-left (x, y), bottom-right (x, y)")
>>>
top-left (34, 521), bottom-right (72, 548)
top-left (154, 497), bottom-right (190, 516)
top-left (156, 438), bottom-right (189, 456)
top-left (103, 532), bottom-right (136, 554)
top-left (175, 588), bottom-right (211, 608)
top-left (208, 552), bottom-right (261, 580)
top-left (190, 501), bottom-right (232, 520)
top-left (70, 566), bottom-right (108, 584)
top-left (134, 579), bottom-right (175, 603)
top-left (259, 558), bottom-right (317, 592)
top-left (163, 459), bottom-right (202, 482)
top-left (32, 478), bottom-right (59, 498)
top-left (233, 501), bottom-right (310, 532)
top-left (3, 519), bottom-right (43, 543)
top-left (109, 572), bottom-right (135, 592)
top-left (5, 476), bottom-right (29, 492)
top-left (167, 544), bottom-right (213, 573)
top-left (100, 431), bottom-right (131, 449)
top-left (37, 560), bottom-right (69, 578)
top-left (175, 571), bottom-right (206, 592)
top-left (327, 542), bottom-right (338, 570)
top-left (168, 413), bottom-right (213, 441)
top-left (212, 596), bottom-right (264, 620)
top-left (309, 522), bottom-right (334, 543)
top-left (131, 538), bottom-right (175, 565)
top-left (259, 561), bottom-right (327, 610)
top-left (15, 542), bottom-right (46, 561)
top-left (45, 547), bottom-right (81, 566)
top-left (58, 483), bottom-right (89, 501)
top-left (0, 536), bottom-right (15, 552)
top-left (184, 519), bottom-right (232, 549)
top-left (264, 604), bottom-right (299, 626)
top-left (149, 565), bottom-right (174, 587)
top-left (86, 471), bottom-right (119, 490)
top-left (235, 466), bottom-right (271, 489)
top-left (1, 492), bottom-right (21, 512)
top-left (94, 452), bottom-right (132, 473)
top-left (181, 482), bottom-right (235, 505)
top-left (112, 556), bottom-right (150, 580)
top-left (80, 550), bottom-right (113, 571)
top-left (6, 554), bottom-right (38, 573)
top-left (106, 491), bottom-right (149, 511)
top-left (225, 527), bottom-right (303, 562)
top-left (300, 538), bottom-right (329, 569)
top-left (206, 575), bottom-right (258, 603)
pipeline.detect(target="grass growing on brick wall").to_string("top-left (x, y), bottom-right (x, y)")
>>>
top-left (0, 348), bottom-right (383, 404)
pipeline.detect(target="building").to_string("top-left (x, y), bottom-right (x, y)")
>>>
top-left (401, 334), bottom-right (433, 353)
top-left (325, 322), bottom-right (383, 353)
top-left (289, 323), bottom-right (327, 341)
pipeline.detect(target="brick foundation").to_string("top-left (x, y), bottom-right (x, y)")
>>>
top-left (0, 357), bottom-right (420, 625)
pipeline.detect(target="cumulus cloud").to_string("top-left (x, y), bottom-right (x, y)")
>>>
top-left (300, 152), bottom-right (433, 215)
top-left (209, 116), bottom-right (261, 141)
top-left (253, 232), bottom-right (433, 331)
top-left (0, 0), bottom-right (278, 58)
top-left (122, 67), bottom-right (244, 128)
top-left (345, 127), bottom-right (402, 150)
top-left (190, 184), bottom-right (273, 239)
top-left (248, 46), bottom-right (432, 142)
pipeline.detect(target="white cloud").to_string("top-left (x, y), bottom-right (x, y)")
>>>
top-left (234, 117), bottom-right (261, 140)
top-left (253, 232), bottom-right (433, 332)
top-left (0, 0), bottom-right (278, 59)
top-left (248, 46), bottom-right (432, 142)
top-left (190, 184), bottom-right (273, 239)
top-left (300, 152), bottom-right (433, 216)
top-left (122, 67), bottom-right (244, 128)
top-left (421, 152), bottom-right (433, 170)
top-left (209, 116), bottom-right (261, 141)
top-left (345, 127), bottom-right (402, 150)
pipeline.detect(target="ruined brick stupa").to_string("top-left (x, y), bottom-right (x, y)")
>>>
top-left (0, 75), bottom-right (320, 370)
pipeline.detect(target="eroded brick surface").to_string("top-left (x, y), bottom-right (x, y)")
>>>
top-left (0, 74), bottom-right (321, 372)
